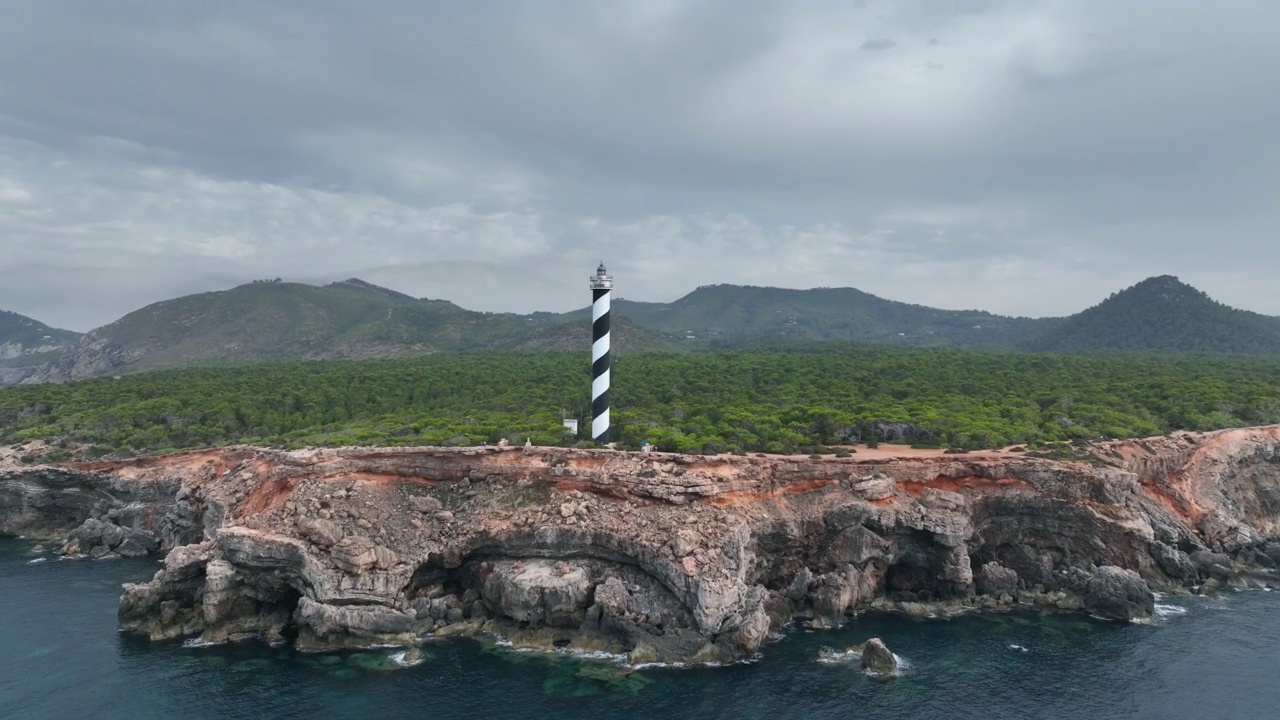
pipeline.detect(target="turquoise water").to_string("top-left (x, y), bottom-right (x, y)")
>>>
top-left (2, 538), bottom-right (1278, 720)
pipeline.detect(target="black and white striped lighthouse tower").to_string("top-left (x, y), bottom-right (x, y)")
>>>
top-left (589, 261), bottom-right (613, 444)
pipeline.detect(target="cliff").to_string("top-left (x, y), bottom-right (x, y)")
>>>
top-left (3, 427), bottom-right (1280, 665)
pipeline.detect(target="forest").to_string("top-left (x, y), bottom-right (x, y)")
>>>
top-left (2, 346), bottom-right (1279, 461)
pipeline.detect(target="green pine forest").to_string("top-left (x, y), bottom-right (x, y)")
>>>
top-left (3, 346), bottom-right (1279, 462)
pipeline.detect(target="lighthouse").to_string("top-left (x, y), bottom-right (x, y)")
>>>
top-left (589, 261), bottom-right (613, 444)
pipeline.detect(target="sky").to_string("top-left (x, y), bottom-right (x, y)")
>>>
top-left (1, 0), bottom-right (1278, 332)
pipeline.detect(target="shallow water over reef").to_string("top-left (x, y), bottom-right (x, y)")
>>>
top-left (2, 539), bottom-right (1278, 720)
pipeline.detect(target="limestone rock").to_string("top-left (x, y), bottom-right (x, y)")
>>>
top-left (860, 637), bottom-right (899, 676)
top-left (298, 517), bottom-right (343, 548)
top-left (409, 495), bottom-right (443, 514)
top-left (1264, 543), bottom-right (1280, 566)
top-left (671, 528), bottom-right (701, 557)
top-left (294, 597), bottom-right (415, 646)
top-left (331, 536), bottom-right (379, 574)
top-left (480, 560), bottom-right (595, 627)
top-left (201, 559), bottom-right (239, 624)
top-left (8, 424), bottom-right (1279, 666)
top-left (1151, 542), bottom-right (1197, 583)
top-left (1082, 566), bottom-right (1154, 621)
top-left (977, 562), bottom-right (1019, 596)
top-left (62, 517), bottom-right (158, 557)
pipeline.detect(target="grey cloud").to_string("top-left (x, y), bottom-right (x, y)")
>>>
top-left (0, 0), bottom-right (1278, 330)
top-left (861, 39), bottom-right (898, 51)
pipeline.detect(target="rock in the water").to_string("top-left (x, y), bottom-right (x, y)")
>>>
top-left (1082, 566), bottom-right (1154, 621)
top-left (860, 637), bottom-right (899, 675)
top-left (977, 561), bottom-right (1019, 596)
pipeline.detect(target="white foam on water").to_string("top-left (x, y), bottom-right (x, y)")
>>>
top-left (815, 647), bottom-right (860, 666)
top-left (1155, 604), bottom-right (1188, 617)
top-left (388, 651), bottom-right (424, 668)
top-left (629, 653), bottom-right (760, 671)
top-left (27, 557), bottom-right (47, 564)
top-left (630, 661), bottom-right (690, 670)
top-left (1009, 644), bottom-right (1029, 652)
top-left (557, 648), bottom-right (629, 664)
top-left (816, 647), bottom-right (910, 677)
top-left (182, 638), bottom-right (226, 648)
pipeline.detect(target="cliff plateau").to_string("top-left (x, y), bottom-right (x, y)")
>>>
top-left (3, 426), bottom-right (1280, 665)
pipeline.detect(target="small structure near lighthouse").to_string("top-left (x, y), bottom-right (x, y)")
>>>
top-left (589, 261), bottom-right (613, 444)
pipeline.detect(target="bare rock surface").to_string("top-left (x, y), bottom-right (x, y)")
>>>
top-left (1082, 566), bottom-right (1156, 621)
top-left (860, 637), bottom-right (899, 676)
top-left (3, 425), bottom-right (1280, 665)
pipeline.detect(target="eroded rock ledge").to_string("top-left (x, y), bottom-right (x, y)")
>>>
top-left (4, 426), bottom-right (1280, 665)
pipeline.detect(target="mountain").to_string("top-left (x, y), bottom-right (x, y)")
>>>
top-left (18, 278), bottom-right (676, 383)
top-left (558, 277), bottom-right (1280, 355)
top-left (0, 310), bottom-right (80, 362)
top-left (7, 274), bottom-right (1278, 386)
top-left (1028, 275), bottom-right (1280, 354)
top-left (560, 284), bottom-right (1047, 348)
top-left (561, 284), bottom-right (1060, 349)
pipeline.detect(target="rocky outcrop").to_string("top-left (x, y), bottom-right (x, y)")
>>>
top-left (63, 516), bottom-right (159, 558)
top-left (976, 561), bottom-right (1019, 597)
top-left (5, 425), bottom-right (1280, 665)
top-left (0, 464), bottom-right (196, 554)
top-left (860, 637), bottom-right (899, 676)
top-left (1081, 566), bottom-right (1155, 621)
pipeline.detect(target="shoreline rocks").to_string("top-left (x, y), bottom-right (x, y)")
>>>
top-left (2, 425), bottom-right (1280, 665)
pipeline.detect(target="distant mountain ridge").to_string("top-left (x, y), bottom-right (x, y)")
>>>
top-left (561, 284), bottom-right (1049, 348)
top-left (15, 279), bottom-right (677, 384)
top-left (4, 274), bottom-right (1278, 386)
top-left (0, 309), bottom-right (80, 359)
top-left (559, 275), bottom-right (1280, 354)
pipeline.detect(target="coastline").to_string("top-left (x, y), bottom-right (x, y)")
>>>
top-left (3, 425), bottom-right (1279, 666)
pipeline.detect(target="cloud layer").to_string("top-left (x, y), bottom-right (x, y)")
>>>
top-left (1, 1), bottom-right (1277, 330)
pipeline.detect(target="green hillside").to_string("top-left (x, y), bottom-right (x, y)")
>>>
top-left (22, 278), bottom-right (673, 382)
top-left (8, 273), bottom-right (1279, 387)
top-left (560, 277), bottom-right (1279, 355)
top-left (563, 284), bottom-right (1045, 348)
top-left (1027, 275), bottom-right (1280, 354)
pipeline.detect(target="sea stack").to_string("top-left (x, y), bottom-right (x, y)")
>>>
top-left (590, 261), bottom-right (613, 444)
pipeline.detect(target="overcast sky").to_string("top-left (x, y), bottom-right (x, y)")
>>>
top-left (2, 1), bottom-right (1278, 331)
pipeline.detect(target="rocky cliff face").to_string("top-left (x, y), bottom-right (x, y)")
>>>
top-left (4, 426), bottom-right (1280, 665)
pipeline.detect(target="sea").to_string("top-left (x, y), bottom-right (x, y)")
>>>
top-left (2, 538), bottom-right (1277, 720)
